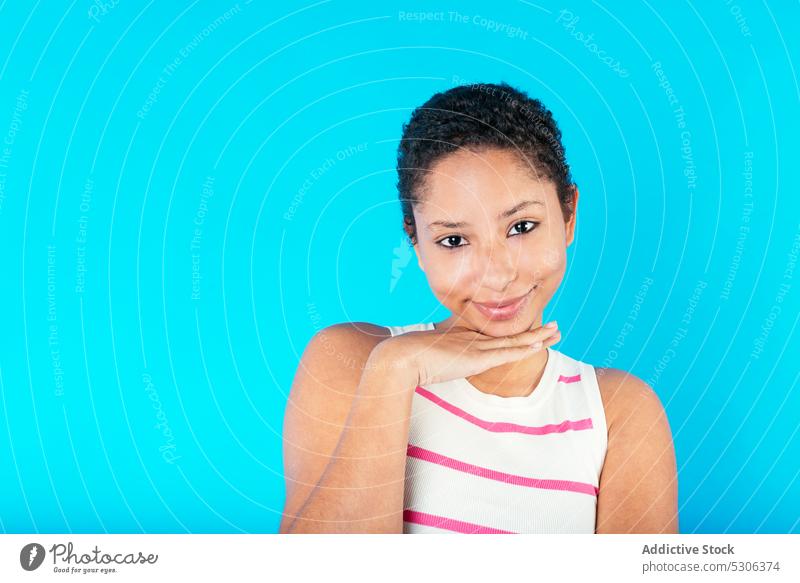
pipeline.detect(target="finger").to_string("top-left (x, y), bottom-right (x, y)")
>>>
top-left (543, 329), bottom-right (562, 346)
top-left (477, 326), bottom-right (558, 349)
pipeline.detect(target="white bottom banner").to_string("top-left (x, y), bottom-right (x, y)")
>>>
top-left (1, 534), bottom-right (798, 582)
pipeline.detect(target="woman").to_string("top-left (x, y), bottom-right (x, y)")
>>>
top-left (280, 82), bottom-right (678, 534)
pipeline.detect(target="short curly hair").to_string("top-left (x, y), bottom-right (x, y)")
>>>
top-left (396, 81), bottom-right (576, 245)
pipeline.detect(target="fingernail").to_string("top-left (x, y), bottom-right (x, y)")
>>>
top-left (532, 341), bottom-right (543, 349)
top-left (545, 321), bottom-right (557, 328)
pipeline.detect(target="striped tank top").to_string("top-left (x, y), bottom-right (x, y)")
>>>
top-left (387, 322), bottom-right (608, 534)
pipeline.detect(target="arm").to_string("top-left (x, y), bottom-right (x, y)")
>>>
top-left (279, 325), bottom-right (418, 533)
top-left (595, 369), bottom-right (679, 533)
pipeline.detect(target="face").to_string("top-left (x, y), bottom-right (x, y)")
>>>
top-left (407, 147), bottom-right (578, 337)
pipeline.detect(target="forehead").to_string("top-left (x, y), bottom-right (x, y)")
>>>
top-left (417, 147), bottom-right (557, 215)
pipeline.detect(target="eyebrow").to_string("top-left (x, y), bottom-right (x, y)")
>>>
top-left (426, 200), bottom-right (544, 229)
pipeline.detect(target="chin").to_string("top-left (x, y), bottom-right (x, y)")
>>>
top-left (488, 317), bottom-right (536, 333)
top-left (463, 312), bottom-right (537, 337)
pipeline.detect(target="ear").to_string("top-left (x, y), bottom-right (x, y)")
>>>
top-left (403, 219), bottom-right (425, 272)
top-left (565, 185), bottom-right (579, 247)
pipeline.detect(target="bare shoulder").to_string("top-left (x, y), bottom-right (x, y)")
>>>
top-left (593, 367), bottom-right (678, 533)
top-left (315, 321), bottom-right (393, 349)
top-left (279, 321), bottom-right (393, 532)
top-left (294, 321), bottom-right (393, 399)
top-left (286, 320), bottom-right (393, 425)
top-left (593, 367), bottom-right (667, 432)
top-left (283, 321), bottom-right (393, 438)
top-left (306, 321), bottom-right (392, 366)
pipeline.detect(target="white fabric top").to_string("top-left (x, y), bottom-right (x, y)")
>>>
top-left (388, 322), bottom-right (608, 534)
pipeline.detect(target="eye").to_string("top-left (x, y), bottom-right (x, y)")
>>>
top-left (436, 221), bottom-right (539, 249)
top-left (436, 234), bottom-right (467, 249)
top-left (509, 220), bottom-right (539, 236)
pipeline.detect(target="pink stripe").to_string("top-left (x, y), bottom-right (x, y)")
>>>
top-left (403, 509), bottom-right (516, 534)
top-left (415, 386), bottom-right (593, 435)
top-left (407, 444), bottom-right (599, 496)
top-left (558, 374), bottom-right (581, 383)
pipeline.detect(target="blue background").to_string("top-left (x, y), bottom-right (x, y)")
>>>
top-left (0, 0), bottom-right (798, 534)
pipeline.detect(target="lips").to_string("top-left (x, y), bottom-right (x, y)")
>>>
top-left (472, 287), bottom-right (535, 321)
top-left (473, 292), bottom-right (530, 309)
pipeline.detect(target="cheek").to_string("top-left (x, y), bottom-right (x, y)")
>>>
top-left (541, 246), bottom-right (566, 274)
top-left (520, 241), bottom-right (566, 282)
top-left (419, 248), bottom-right (473, 302)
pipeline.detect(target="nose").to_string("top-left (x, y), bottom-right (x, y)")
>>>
top-left (474, 239), bottom-right (518, 292)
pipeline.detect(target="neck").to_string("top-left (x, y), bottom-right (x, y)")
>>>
top-left (434, 315), bottom-right (550, 398)
top-left (468, 349), bottom-right (549, 398)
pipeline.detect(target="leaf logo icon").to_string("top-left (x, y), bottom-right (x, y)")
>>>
top-left (20, 543), bottom-right (46, 571)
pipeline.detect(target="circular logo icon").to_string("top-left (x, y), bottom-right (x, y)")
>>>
top-left (20, 543), bottom-right (46, 571)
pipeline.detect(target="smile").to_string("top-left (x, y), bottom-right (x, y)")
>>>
top-left (472, 287), bottom-right (535, 321)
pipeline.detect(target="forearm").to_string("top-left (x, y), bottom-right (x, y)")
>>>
top-left (284, 343), bottom-right (417, 533)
